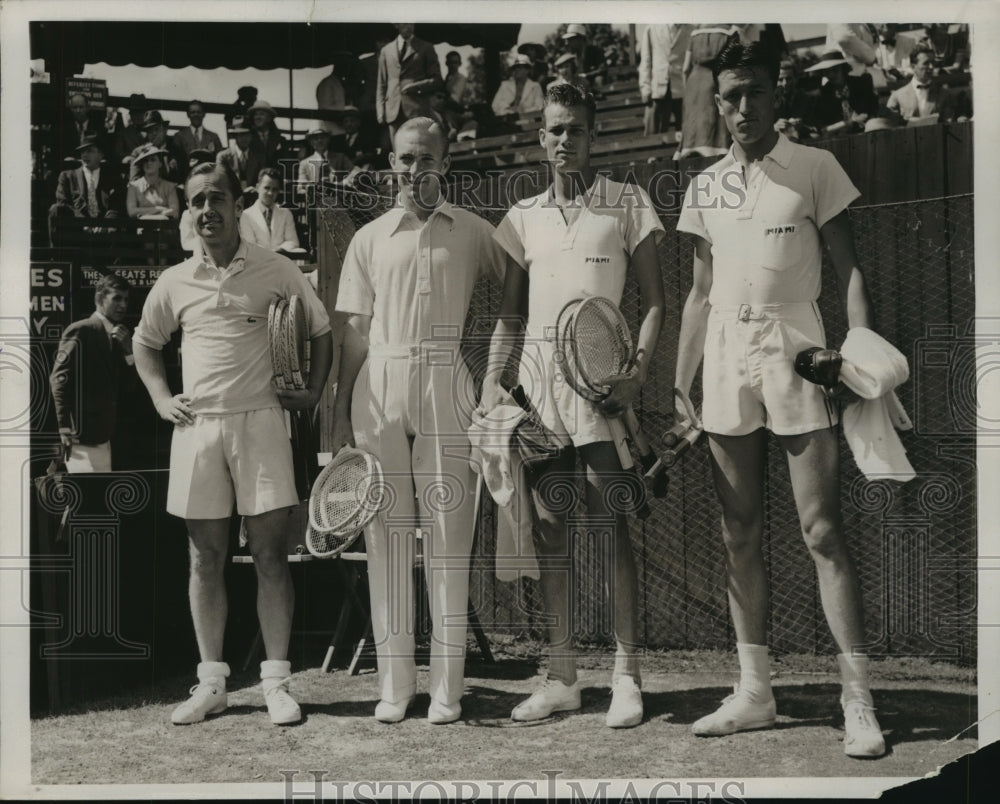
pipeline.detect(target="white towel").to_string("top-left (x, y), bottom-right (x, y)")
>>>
top-left (839, 327), bottom-right (916, 482)
top-left (467, 406), bottom-right (540, 581)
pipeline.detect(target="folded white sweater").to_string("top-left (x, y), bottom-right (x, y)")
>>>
top-left (839, 327), bottom-right (916, 482)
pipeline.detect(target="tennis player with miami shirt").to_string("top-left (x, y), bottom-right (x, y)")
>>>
top-left (673, 41), bottom-right (885, 757)
top-left (331, 117), bottom-right (507, 725)
top-left (133, 162), bottom-right (333, 726)
top-left (479, 82), bottom-right (665, 728)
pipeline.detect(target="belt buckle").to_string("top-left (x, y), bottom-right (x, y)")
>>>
top-left (738, 303), bottom-right (752, 322)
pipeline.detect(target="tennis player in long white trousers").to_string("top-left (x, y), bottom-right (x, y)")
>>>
top-left (331, 118), bottom-right (507, 724)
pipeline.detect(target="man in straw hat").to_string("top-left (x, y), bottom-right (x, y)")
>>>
top-left (297, 127), bottom-right (355, 185)
top-left (48, 134), bottom-right (123, 246)
top-left (133, 160), bottom-right (332, 727)
top-left (246, 99), bottom-right (288, 180)
top-left (673, 40), bottom-right (886, 758)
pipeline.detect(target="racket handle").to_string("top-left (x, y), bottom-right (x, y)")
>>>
top-left (665, 425), bottom-right (703, 462)
top-left (623, 405), bottom-right (652, 458)
top-left (608, 416), bottom-right (633, 470)
top-left (661, 420), bottom-right (688, 448)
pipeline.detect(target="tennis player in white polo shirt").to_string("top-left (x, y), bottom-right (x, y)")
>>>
top-left (480, 82), bottom-right (666, 728)
top-left (133, 161), bottom-right (332, 727)
top-left (673, 41), bottom-right (885, 757)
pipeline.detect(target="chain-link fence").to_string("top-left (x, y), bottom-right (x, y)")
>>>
top-left (318, 187), bottom-right (976, 665)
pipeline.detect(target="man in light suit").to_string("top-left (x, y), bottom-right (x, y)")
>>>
top-left (48, 135), bottom-right (123, 246)
top-left (886, 46), bottom-right (957, 123)
top-left (239, 167), bottom-right (299, 252)
top-left (297, 128), bottom-right (355, 184)
top-left (376, 23), bottom-right (442, 140)
top-left (172, 100), bottom-right (224, 159)
top-left (639, 24), bottom-right (691, 135)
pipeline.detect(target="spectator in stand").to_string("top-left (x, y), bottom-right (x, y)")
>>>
top-left (443, 51), bottom-right (469, 133)
top-left (126, 143), bottom-right (180, 220)
top-left (173, 100), bottom-right (224, 160)
top-left (426, 80), bottom-right (458, 141)
top-left (49, 274), bottom-right (135, 473)
top-left (216, 120), bottom-right (258, 192)
top-left (639, 23), bottom-right (692, 136)
top-left (239, 168), bottom-right (299, 252)
top-left (518, 43), bottom-right (552, 90)
top-left (886, 46), bottom-right (957, 124)
top-left (675, 25), bottom-right (737, 160)
top-left (48, 135), bottom-right (123, 246)
top-left (298, 128), bottom-right (355, 184)
top-left (225, 85), bottom-right (258, 131)
top-left (807, 50), bottom-right (880, 134)
top-left (873, 24), bottom-right (916, 89)
top-left (491, 54), bottom-right (544, 120)
top-left (560, 24), bottom-right (607, 90)
top-left (316, 63), bottom-right (348, 137)
top-left (246, 101), bottom-right (288, 184)
top-left (919, 23), bottom-right (970, 73)
top-left (332, 106), bottom-right (385, 169)
top-left (824, 24), bottom-right (879, 77)
top-left (358, 39), bottom-right (389, 133)
top-left (376, 24), bottom-right (442, 141)
top-left (774, 59), bottom-right (815, 141)
top-left (139, 111), bottom-right (185, 182)
top-left (114, 93), bottom-right (148, 171)
top-left (549, 53), bottom-right (590, 92)
top-left (59, 93), bottom-right (110, 160)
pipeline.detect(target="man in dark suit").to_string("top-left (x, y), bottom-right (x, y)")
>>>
top-left (886, 45), bottom-right (957, 123)
top-left (49, 274), bottom-right (135, 473)
top-left (376, 23), bottom-right (442, 140)
top-left (56, 93), bottom-right (112, 166)
top-left (113, 93), bottom-right (149, 173)
top-left (48, 135), bottom-right (124, 246)
top-left (215, 121), bottom-right (259, 192)
top-left (330, 105), bottom-right (385, 169)
top-left (172, 100), bottom-right (225, 159)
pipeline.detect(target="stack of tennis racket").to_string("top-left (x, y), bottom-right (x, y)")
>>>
top-left (268, 295), bottom-right (311, 391)
top-left (305, 447), bottom-right (387, 558)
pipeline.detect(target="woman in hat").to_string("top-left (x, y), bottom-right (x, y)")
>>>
top-left (491, 54), bottom-right (544, 120)
top-left (125, 142), bottom-right (180, 220)
top-left (246, 100), bottom-right (288, 179)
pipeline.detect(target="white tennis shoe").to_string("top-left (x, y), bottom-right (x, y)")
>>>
top-left (260, 660), bottom-right (301, 725)
top-left (374, 695), bottom-right (415, 723)
top-left (842, 699), bottom-right (886, 758)
top-left (511, 677), bottom-right (581, 721)
top-left (171, 681), bottom-right (227, 725)
top-left (606, 676), bottom-right (643, 728)
top-left (427, 698), bottom-right (462, 725)
top-left (692, 685), bottom-right (776, 736)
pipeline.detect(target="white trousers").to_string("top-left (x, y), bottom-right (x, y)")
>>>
top-left (352, 345), bottom-right (477, 706)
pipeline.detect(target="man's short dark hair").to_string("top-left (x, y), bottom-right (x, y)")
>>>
top-left (712, 40), bottom-right (780, 90)
top-left (188, 100), bottom-right (204, 110)
top-left (543, 81), bottom-right (597, 128)
top-left (185, 161), bottom-right (243, 201)
top-left (95, 273), bottom-right (131, 302)
top-left (909, 44), bottom-right (935, 64)
top-left (257, 167), bottom-right (282, 184)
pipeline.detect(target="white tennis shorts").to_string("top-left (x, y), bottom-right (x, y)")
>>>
top-left (702, 302), bottom-right (838, 437)
top-left (167, 407), bottom-right (298, 519)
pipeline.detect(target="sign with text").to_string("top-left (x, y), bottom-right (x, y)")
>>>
top-left (29, 263), bottom-right (74, 338)
top-left (66, 77), bottom-right (108, 111)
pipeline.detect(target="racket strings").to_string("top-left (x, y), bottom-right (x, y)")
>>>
top-left (306, 449), bottom-right (386, 558)
top-left (268, 295), bottom-right (310, 391)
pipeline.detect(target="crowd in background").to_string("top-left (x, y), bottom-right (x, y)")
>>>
top-left (40, 22), bottom-right (974, 252)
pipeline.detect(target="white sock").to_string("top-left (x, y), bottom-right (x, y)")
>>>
top-left (837, 653), bottom-right (874, 707)
top-left (196, 660), bottom-right (230, 688)
top-left (736, 642), bottom-right (772, 703)
top-left (260, 659), bottom-right (292, 690)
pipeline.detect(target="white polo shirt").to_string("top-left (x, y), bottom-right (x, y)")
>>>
top-left (336, 201), bottom-right (506, 346)
top-left (494, 175), bottom-right (664, 338)
top-left (677, 134), bottom-right (860, 306)
top-left (135, 240), bottom-right (331, 415)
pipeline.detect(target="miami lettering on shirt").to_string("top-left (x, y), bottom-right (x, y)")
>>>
top-left (585, 256), bottom-right (612, 264)
top-left (764, 224), bottom-right (797, 236)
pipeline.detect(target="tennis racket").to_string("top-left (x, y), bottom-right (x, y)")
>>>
top-left (306, 447), bottom-right (386, 558)
top-left (555, 296), bottom-right (655, 475)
